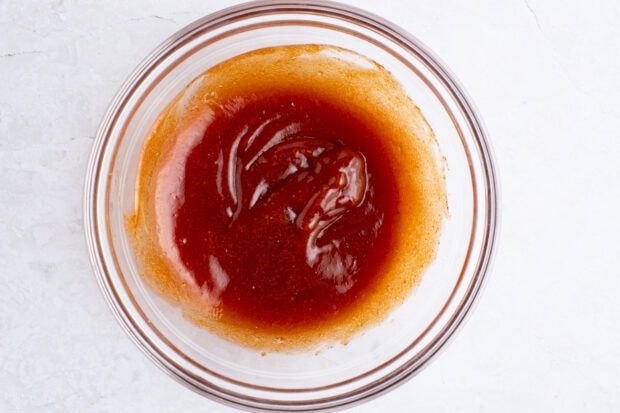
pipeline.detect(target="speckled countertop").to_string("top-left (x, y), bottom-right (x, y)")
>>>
top-left (2, 1), bottom-right (620, 411)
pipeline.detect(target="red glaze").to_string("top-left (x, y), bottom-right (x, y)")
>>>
top-left (174, 92), bottom-right (397, 328)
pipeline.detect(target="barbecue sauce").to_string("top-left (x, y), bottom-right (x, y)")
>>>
top-left (127, 45), bottom-right (447, 351)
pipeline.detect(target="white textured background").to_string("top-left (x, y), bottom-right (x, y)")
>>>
top-left (2, 0), bottom-right (620, 411)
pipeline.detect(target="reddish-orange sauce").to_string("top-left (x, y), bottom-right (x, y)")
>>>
top-left (176, 91), bottom-right (396, 328)
top-left (127, 45), bottom-right (447, 352)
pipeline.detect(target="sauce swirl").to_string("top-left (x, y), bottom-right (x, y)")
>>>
top-left (176, 92), bottom-right (390, 327)
top-left (127, 45), bottom-right (447, 351)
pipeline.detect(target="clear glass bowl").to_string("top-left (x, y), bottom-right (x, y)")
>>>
top-left (84, 1), bottom-right (499, 411)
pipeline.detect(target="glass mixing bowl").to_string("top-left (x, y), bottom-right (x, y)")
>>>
top-left (84, 1), bottom-right (499, 411)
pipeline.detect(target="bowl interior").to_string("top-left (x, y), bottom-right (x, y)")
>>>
top-left (87, 2), bottom-right (496, 409)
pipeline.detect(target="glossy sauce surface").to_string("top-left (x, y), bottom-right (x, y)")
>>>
top-left (176, 92), bottom-right (395, 327)
top-left (128, 45), bottom-right (447, 351)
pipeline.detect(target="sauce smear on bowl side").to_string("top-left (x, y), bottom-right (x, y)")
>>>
top-left (127, 45), bottom-right (447, 351)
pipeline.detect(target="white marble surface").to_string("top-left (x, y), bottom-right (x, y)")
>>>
top-left (2, 0), bottom-right (620, 411)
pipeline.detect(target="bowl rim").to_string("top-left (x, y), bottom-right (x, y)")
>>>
top-left (84, 0), bottom-right (500, 410)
